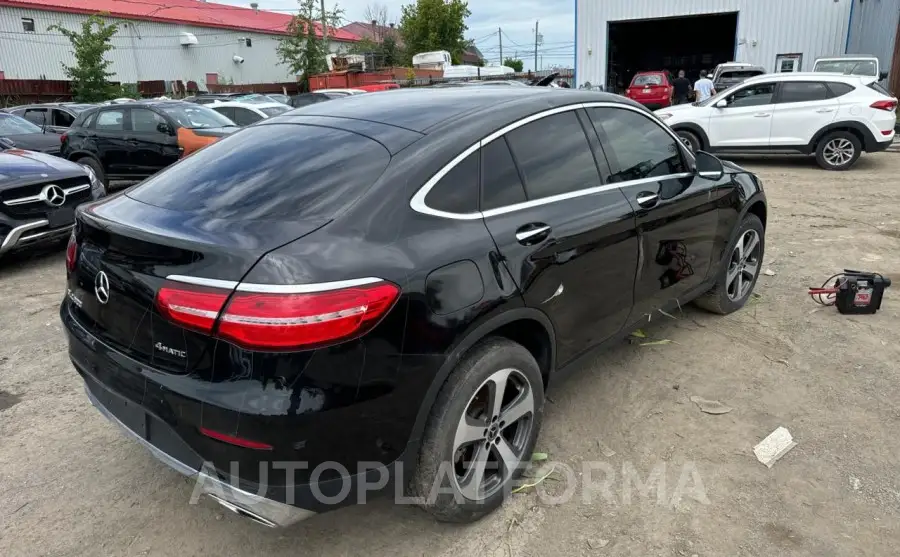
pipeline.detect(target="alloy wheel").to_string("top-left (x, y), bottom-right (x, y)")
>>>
top-left (822, 138), bottom-right (855, 167)
top-left (678, 134), bottom-right (695, 152)
top-left (452, 368), bottom-right (535, 501)
top-left (726, 229), bottom-right (761, 301)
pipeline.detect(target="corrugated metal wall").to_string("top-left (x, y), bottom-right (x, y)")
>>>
top-left (846, 0), bottom-right (900, 69)
top-left (0, 6), bottom-right (350, 88)
top-left (576, 0), bottom-right (854, 88)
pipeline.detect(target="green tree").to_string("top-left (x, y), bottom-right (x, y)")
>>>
top-left (277, 0), bottom-right (344, 89)
top-left (503, 57), bottom-right (524, 72)
top-left (48, 15), bottom-right (120, 102)
top-left (399, 0), bottom-right (471, 65)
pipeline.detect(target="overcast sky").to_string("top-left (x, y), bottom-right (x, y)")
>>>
top-left (217, 0), bottom-right (575, 71)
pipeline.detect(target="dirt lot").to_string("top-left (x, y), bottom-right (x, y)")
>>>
top-left (2, 153), bottom-right (899, 557)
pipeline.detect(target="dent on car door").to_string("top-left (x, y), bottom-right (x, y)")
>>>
top-left (586, 106), bottom-right (722, 321)
top-left (479, 109), bottom-right (638, 366)
top-left (707, 82), bottom-right (776, 148)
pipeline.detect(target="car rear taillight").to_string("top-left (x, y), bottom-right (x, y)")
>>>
top-left (155, 279), bottom-right (400, 350)
top-left (60, 132), bottom-right (67, 144)
top-left (870, 99), bottom-right (898, 111)
top-left (65, 233), bottom-right (77, 273)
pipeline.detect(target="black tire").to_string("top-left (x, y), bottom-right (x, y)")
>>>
top-left (815, 131), bottom-right (861, 171)
top-left (76, 155), bottom-right (108, 188)
top-left (694, 213), bottom-right (765, 315)
top-left (676, 130), bottom-right (701, 153)
top-left (412, 337), bottom-right (544, 523)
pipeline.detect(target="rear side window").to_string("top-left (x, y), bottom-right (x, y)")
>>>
top-left (481, 137), bottom-right (527, 210)
top-left (826, 82), bottom-right (855, 97)
top-left (424, 150), bottom-right (479, 214)
top-left (128, 124), bottom-right (391, 220)
top-left (778, 82), bottom-right (829, 103)
top-left (233, 107), bottom-right (262, 126)
top-left (505, 111), bottom-right (601, 201)
top-left (53, 109), bottom-right (74, 127)
top-left (588, 107), bottom-right (685, 182)
top-left (869, 82), bottom-right (890, 96)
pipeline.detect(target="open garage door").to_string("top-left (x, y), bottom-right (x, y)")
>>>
top-left (607, 12), bottom-right (738, 94)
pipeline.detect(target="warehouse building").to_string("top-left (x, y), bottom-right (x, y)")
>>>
top-left (0, 0), bottom-right (360, 88)
top-left (575, 0), bottom-right (899, 93)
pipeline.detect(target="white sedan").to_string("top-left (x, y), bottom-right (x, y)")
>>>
top-left (207, 101), bottom-right (291, 126)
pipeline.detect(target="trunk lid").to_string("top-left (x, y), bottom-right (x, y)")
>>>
top-left (67, 193), bottom-right (328, 375)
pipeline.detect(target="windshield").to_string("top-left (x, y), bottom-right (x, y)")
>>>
top-left (156, 103), bottom-right (235, 129)
top-left (260, 106), bottom-right (290, 117)
top-left (814, 59), bottom-right (877, 77)
top-left (234, 94), bottom-right (277, 104)
top-left (0, 113), bottom-right (42, 134)
top-left (632, 74), bottom-right (664, 86)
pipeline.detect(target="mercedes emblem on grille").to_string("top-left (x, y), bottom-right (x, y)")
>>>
top-left (40, 184), bottom-right (66, 207)
top-left (94, 271), bottom-right (110, 305)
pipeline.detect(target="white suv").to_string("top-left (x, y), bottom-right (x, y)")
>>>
top-left (655, 73), bottom-right (897, 170)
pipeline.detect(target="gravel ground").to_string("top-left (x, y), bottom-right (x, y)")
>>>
top-left (2, 153), bottom-right (899, 556)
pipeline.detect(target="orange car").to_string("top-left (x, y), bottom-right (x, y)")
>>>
top-left (61, 100), bottom-right (239, 186)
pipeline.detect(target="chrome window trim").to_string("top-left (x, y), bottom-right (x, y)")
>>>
top-left (409, 101), bottom-right (698, 221)
top-left (165, 274), bottom-right (384, 294)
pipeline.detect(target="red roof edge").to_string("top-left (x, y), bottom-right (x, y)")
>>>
top-left (0, 0), bottom-right (361, 41)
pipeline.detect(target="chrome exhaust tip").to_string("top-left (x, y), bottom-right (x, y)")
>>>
top-left (206, 493), bottom-right (279, 528)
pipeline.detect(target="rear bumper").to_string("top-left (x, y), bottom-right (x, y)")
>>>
top-left (0, 219), bottom-right (73, 256)
top-left (867, 134), bottom-right (894, 153)
top-left (84, 382), bottom-right (315, 528)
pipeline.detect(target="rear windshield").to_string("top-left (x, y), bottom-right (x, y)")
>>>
top-left (814, 60), bottom-right (877, 77)
top-left (127, 124), bottom-right (391, 221)
top-left (632, 74), bottom-right (663, 86)
top-left (719, 70), bottom-right (764, 80)
top-left (869, 82), bottom-right (891, 96)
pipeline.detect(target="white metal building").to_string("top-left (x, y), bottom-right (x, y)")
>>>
top-left (575, 0), bottom-right (857, 91)
top-left (0, 0), bottom-right (360, 88)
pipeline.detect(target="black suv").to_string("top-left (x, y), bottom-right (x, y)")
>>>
top-left (60, 101), bottom-right (237, 186)
top-left (0, 144), bottom-right (105, 258)
top-left (61, 88), bottom-right (766, 527)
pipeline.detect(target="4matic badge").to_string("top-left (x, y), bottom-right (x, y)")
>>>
top-left (154, 342), bottom-right (187, 359)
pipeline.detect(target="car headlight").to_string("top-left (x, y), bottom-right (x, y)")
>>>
top-left (656, 112), bottom-right (673, 121)
top-left (82, 165), bottom-right (107, 197)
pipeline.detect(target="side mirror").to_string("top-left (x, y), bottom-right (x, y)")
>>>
top-left (879, 71), bottom-right (888, 81)
top-left (715, 99), bottom-right (728, 108)
top-left (157, 122), bottom-right (172, 134)
top-left (695, 150), bottom-right (725, 181)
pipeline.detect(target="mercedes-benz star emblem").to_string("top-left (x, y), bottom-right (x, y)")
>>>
top-left (40, 184), bottom-right (66, 207)
top-left (94, 271), bottom-right (110, 305)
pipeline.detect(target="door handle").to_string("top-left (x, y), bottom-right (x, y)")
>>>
top-left (753, 113), bottom-right (771, 118)
top-left (515, 224), bottom-right (551, 245)
top-left (815, 108), bottom-right (835, 113)
top-left (636, 192), bottom-right (659, 208)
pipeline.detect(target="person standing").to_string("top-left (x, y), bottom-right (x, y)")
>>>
top-left (672, 70), bottom-right (691, 104)
top-left (693, 70), bottom-right (716, 102)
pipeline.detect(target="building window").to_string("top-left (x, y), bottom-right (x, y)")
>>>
top-left (205, 73), bottom-right (219, 85)
top-left (21, 18), bottom-right (35, 32)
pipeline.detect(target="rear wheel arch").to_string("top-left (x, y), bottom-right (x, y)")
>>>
top-left (406, 308), bottom-right (556, 452)
top-left (810, 121), bottom-right (872, 152)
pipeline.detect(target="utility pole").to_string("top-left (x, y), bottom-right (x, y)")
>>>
top-left (498, 27), bottom-right (503, 65)
top-left (533, 20), bottom-right (539, 73)
top-left (320, 0), bottom-right (328, 43)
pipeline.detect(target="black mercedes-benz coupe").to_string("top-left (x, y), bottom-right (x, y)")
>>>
top-left (61, 87), bottom-right (767, 527)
